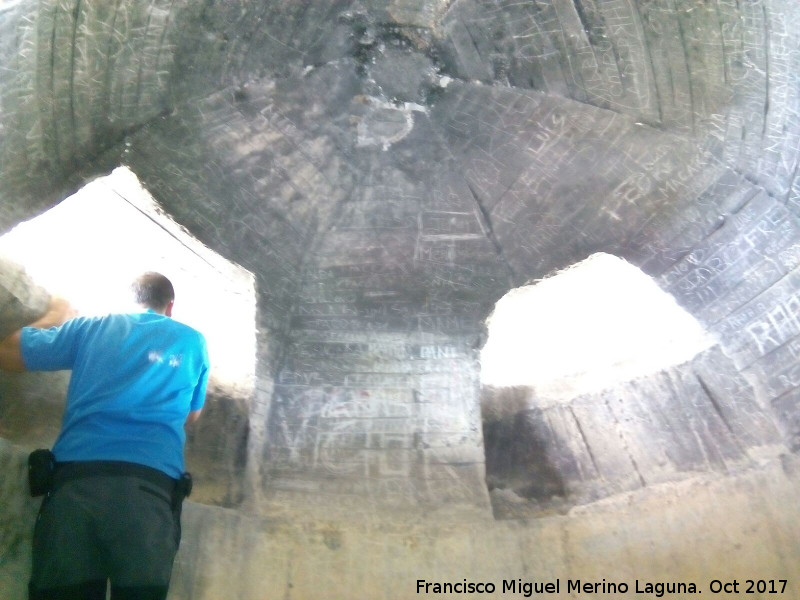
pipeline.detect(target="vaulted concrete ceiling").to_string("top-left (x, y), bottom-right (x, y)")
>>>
top-left (3, 1), bottom-right (798, 292)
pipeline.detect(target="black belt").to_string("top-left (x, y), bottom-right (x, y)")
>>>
top-left (52, 460), bottom-right (178, 497)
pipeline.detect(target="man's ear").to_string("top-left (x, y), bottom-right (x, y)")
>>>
top-left (165, 300), bottom-right (174, 317)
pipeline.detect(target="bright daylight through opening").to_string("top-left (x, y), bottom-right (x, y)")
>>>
top-left (0, 166), bottom-right (256, 401)
top-left (480, 253), bottom-right (714, 402)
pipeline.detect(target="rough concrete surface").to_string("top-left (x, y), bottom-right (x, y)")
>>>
top-left (1, 0), bottom-right (800, 598)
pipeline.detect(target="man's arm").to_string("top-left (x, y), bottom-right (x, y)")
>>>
top-left (185, 338), bottom-right (209, 427)
top-left (0, 297), bottom-right (76, 372)
top-left (185, 409), bottom-right (202, 426)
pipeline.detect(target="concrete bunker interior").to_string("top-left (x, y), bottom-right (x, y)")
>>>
top-left (1, 0), bottom-right (800, 598)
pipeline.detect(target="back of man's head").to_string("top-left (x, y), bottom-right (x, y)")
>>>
top-left (132, 272), bottom-right (175, 313)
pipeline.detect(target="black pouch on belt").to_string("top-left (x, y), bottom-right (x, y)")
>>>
top-left (173, 472), bottom-right (192, 510)
top-left (28, 449), bottom-right (55, 497)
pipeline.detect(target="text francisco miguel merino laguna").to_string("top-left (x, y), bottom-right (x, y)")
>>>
top-left (417, 578), bottom-right (702, 597)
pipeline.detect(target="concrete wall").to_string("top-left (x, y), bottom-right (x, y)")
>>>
top-left (483, 345), bottom-right (784, 518)
top-left (2, 440), bottom-right (800, 599)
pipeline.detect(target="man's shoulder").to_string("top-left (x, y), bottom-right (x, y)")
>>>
top-left (152, 317), bottom-right (207, 349)
top-left (165, 320), bottom-right (208, 366)
top-left (96, 313), bottom-right (204, 344)
top-left (164, 317), bottom-right (203, 337)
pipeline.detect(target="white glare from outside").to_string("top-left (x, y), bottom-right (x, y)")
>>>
top-left (0, 167), bottom-right (256, 400)
top-left (480, 253), bottom-right (714, 403)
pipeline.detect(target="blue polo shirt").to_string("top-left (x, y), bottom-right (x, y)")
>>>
top-left (20, 310), bottom-right (209, 478)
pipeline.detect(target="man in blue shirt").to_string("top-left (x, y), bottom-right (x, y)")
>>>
top-left (0, 272), bottom-right (209, 600)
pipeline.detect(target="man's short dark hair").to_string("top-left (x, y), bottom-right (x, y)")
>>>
top-left (132, 272), bottom-right (175, 311)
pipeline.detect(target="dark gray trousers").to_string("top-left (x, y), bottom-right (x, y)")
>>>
top-left (29, 464), bottom-right (181, 600)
